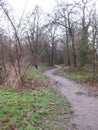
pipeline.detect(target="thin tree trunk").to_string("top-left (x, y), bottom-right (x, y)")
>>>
top-left (92, 33), bottom-right (97, 76)
top-left (51, 41), bottom-right (54, 66)
top-left (66, 31), bottom-right (71, 66)
top-left (72, 37), bottom-right (77, 67)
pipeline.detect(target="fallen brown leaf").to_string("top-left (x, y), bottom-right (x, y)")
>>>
top-left (2, 119), bottom-right (10, 123)
top-left (49, 102), bottom-right (55, 105)
top-left (33, 110), bottom-right (37, 113)
top-left (23, 111), bottom-right (32, 117)
top-left (39, 128), bottom-right (42, 130)
top-left (9, 124), bottom-right (18, 130)
top-left (0, 122), bottom-right (3, 127)
top-left (32, 121), bottom-right (36, 126)
top-left (21, 124), bottom-right (27, 129)
top-left (26, 112), bottom-right (32, 117)
top-left (45, 119), bottom-right (50, 124)
top-left (8, 114), bottom-right (13, 117)
top-left (0, 105), bottom-right (3, 109)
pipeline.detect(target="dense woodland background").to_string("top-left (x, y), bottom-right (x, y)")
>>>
top-left (0, 0), bottom-right (98, 88)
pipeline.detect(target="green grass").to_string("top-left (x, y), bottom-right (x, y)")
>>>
top-left (28, 66), bottom-right (48, 81)
top-left (0, 66), bottom-right (72, 129)
top-left (0, 88), bottom-right (71, 130)
top-left (57, 65), bottom-right (95, 83)
top-left (58, 70), bottom-right (89, 83)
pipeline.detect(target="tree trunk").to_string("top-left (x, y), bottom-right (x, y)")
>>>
top-left (35, 63), bottom-right (38, 69)
top-left (71, 35), bottom-right (77, 67)
top-left (66, 31), bottom-right (71, 66)
top-left (51, 41), bottom-right (54, 66)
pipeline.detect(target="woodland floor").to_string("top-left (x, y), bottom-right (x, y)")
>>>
top-left (0, 67), bottom-right (72, 130)
top-left (57, 65), bottom-right (98, 91)
top-left (44, 66), bottom-right (98, 130)
top-left (1, 66), bottom-right (98, 130)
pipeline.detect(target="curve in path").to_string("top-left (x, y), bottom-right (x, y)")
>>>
top-left (44, 66), bottom-right (98, 130)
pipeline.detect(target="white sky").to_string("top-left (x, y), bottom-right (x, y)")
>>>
top-left (8, 0), bottom-right (56, 18)
top-left (1, 0), bottom-right (97, 33)
top-left (8, 0), bottom-right (98, 18)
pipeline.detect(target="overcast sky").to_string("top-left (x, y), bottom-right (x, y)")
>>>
top-left (8, 0), bottom-right (56, 18)
top-left (1, 0), bottom-right (97, 32)
top-left (7, 0), bottom-right (98, 18)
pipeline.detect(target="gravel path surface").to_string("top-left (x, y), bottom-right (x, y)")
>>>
top-left (44, 66), bottom-right (98, 130)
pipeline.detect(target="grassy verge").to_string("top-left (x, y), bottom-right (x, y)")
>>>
top-left (57, 67), bottom-right (89, 83)
top-left (57, 65), bottom-right (98, 89)
top-left (28, 66), bottom-right (48, 81)
top-left (0, 88), bottom-right (71, 130)
top-left (0, 66), bottom-right (72, 129)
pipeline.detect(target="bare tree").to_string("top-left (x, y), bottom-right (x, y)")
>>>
top-left (48, 25), bottom-right (58, 66)
top-left (76, 0), bottom-right (92, 66)
top-left (53, 2), bottom-right (78, 66)
top-left (24, 5), bottom-right (44, 69)
top-left (0, 0), bottom-right (31, 88)
top-left (90, 4), bottom-right (98, 75)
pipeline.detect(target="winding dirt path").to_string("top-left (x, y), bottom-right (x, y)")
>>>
top-left (44, 66), bottom-right (98, 130)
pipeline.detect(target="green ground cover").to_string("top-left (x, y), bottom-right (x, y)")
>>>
top-left (57, 65), bottom-right (98, 88)
top-left (0, 66), bottom-right (72, 130)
